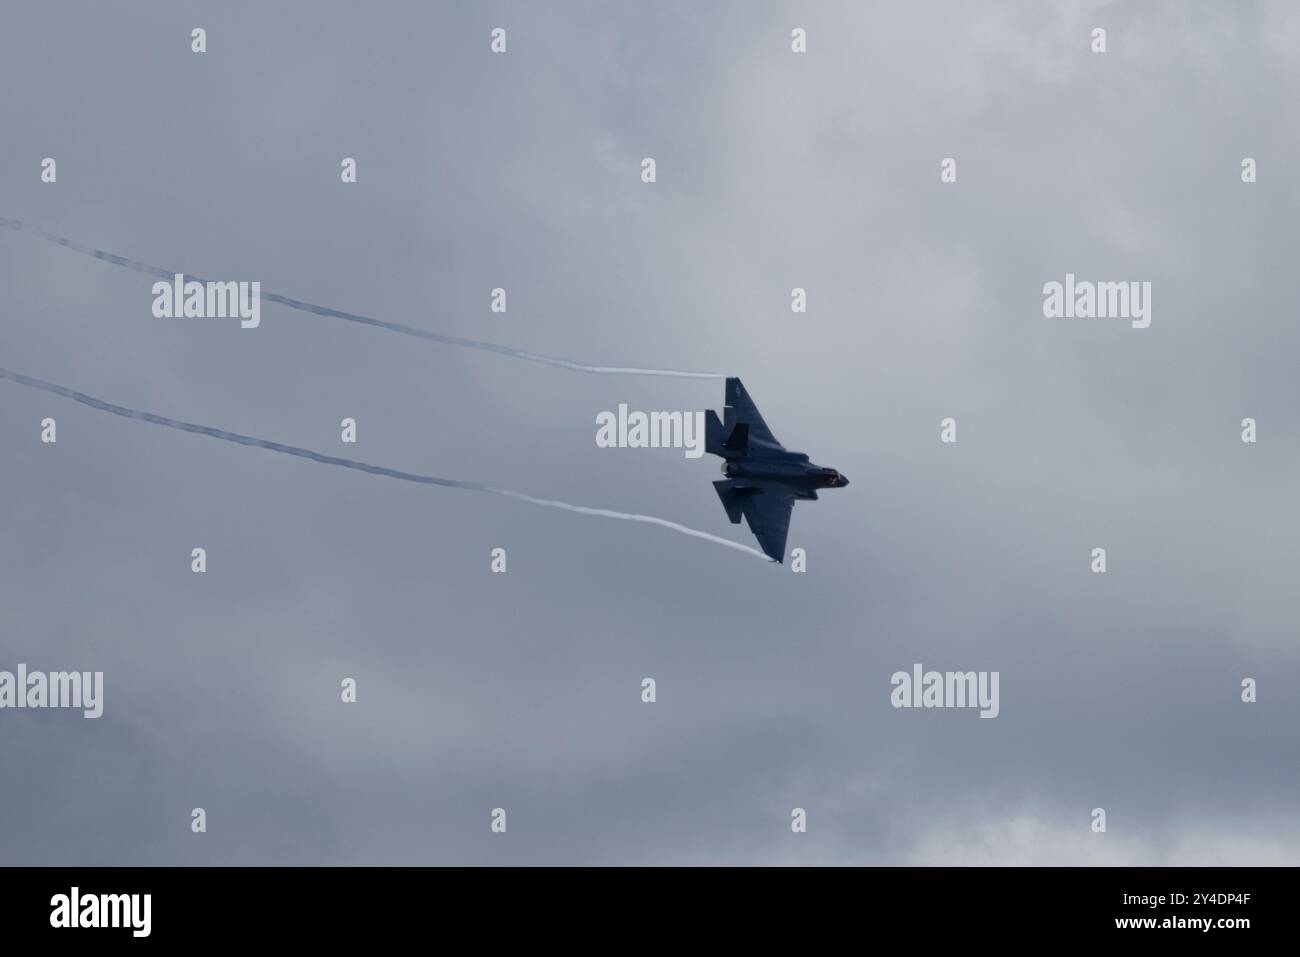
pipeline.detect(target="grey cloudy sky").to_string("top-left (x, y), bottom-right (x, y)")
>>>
top-left (1, 0), bottom-right (1297, 865)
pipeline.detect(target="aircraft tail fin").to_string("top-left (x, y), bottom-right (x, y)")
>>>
top-left (706, 409), bottom-right (749, 457)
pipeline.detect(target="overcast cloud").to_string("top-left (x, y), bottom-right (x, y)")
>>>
top-left (0, 0), bottom-right (1297, 865)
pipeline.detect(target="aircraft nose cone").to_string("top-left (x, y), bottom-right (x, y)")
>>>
top-left (839, 474), bottom-right (850, 487)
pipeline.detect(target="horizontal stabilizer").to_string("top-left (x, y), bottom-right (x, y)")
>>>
top-left (713, 480), bottom-right (747, 524)
top-left (705, 409), bottom-right (725, 456)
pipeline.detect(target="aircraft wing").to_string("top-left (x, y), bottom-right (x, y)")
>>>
top-left (726, 377), bottom-right (781, 450)
top-left (739, 489), bottom-right (795, 563)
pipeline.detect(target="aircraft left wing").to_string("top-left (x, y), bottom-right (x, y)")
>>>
top-left (725, 377), bottom-right (782, 450)
top-left (738, 489), bottom-right (795, 563)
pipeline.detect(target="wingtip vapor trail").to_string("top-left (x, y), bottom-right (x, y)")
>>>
top-left (0, 367), bottom-right (770, 562)
top-left (0, 217), bottom-right (727, 380)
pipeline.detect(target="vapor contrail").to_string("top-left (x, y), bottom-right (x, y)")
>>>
top-left (0, 217), bottom-right (725, 379)
top-left (0, 368), bottom-right (771, 561)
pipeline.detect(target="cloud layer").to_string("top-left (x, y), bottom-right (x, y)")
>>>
top-left (0, 0), bottom-right (1296, 865)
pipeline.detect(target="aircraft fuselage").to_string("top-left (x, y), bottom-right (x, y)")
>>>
top-left (705, 377), bottom-right (848, 562)
top-left (721, 455), bottom-right (849, 491)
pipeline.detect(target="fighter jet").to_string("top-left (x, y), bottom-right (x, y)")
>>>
top-left (706, 377), bottom-right (849, 563)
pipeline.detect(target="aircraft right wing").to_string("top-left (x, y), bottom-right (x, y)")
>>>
top-left (738, 488), bottom-right (795, 563)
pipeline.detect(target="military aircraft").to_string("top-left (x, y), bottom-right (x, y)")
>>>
top-left (706, 377), bottom-right (849, 563)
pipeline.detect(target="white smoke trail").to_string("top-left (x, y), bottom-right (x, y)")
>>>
top-left (0, 368), bottom-right (771, 562)
top-left (485, 487), bottom-right (770, 558)
top-left (0, 217), bottom-right (726, 379)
